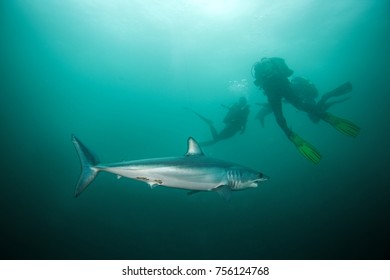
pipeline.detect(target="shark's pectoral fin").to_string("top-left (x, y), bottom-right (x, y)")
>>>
top-left (187, 190), bottom-right (202, 196)
top-left (215, 185), bottom-right (232, 201)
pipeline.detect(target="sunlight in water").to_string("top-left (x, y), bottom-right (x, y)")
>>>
top-left (188, 0), bottom-right (240, 18)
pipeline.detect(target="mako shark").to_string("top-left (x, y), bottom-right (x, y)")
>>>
top-left (72, 135), bottom-right (269, 199)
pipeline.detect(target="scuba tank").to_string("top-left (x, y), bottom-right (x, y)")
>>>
top-left (252, 57), bottom-right (294, 88)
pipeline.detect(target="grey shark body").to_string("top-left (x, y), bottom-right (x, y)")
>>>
top-left (72, 135), bottom-right (269, 198)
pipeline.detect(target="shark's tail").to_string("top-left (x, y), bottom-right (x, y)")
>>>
top-left (71, 135), bottom-right (100, 197)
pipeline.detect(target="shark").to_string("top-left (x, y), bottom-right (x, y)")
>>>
top-left (72, 135), bottom-right (269, 199)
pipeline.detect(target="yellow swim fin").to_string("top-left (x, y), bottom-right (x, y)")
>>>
top-left (322, 113), bottom-right (360, 137)
top-left (289, 132), bottom-right (322, 164)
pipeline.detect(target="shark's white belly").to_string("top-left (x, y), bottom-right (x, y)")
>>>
top-left (103, 165), bottom-right (227, 191)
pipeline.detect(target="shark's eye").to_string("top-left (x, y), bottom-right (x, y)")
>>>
top-left (258, 173), bottom-right (263, 178)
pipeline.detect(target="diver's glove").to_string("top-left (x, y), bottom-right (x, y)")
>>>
top-left (289, 132), bottom-right (322, 164)
top-left (322, 113), bottom-right (360, 138)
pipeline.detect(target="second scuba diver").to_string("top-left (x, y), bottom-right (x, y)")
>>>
top-left (252, 57), bottom-right (360, 164)
top-left (186, 96), bottom-right (250, 146)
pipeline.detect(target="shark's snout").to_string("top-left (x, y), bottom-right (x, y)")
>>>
top-left (259, 173), bottom-right (270, 181)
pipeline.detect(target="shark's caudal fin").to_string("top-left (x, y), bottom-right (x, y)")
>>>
top-left (71, 135), bottom-right (100, 197)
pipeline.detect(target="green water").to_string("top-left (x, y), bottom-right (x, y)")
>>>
top-left (1, 0), bottom-right (389, 260)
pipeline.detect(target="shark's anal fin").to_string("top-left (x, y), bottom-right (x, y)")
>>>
top-left (215, 185), bottom-right (232, 201)
top-left (117, 175), bottom-right (122, 179)
top-left (145, 179), bottom-right (163, 189)
top-left (147, 182), bottom-right (160, 189)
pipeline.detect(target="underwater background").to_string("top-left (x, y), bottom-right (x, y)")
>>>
top-left (1, 0), bottom-right (389, 260)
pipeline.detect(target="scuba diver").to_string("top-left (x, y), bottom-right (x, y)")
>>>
top-left (252, 57), bottom-right (360, 164)
top-left (256, 77), bottom-right (352, 127)
top-left (186, 96), bottom-right (250, 146)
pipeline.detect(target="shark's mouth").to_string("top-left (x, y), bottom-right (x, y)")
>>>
top-left (253, 176), bottom-right (269, 186)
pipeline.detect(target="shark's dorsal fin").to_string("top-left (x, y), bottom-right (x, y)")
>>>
top-left (185, 137), bottom-right (204, 157)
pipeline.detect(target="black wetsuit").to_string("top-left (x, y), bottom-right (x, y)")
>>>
top-left (202, 104), bottom-right (249, 146)
top-left (260, 68), bottom-right (324, 138)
